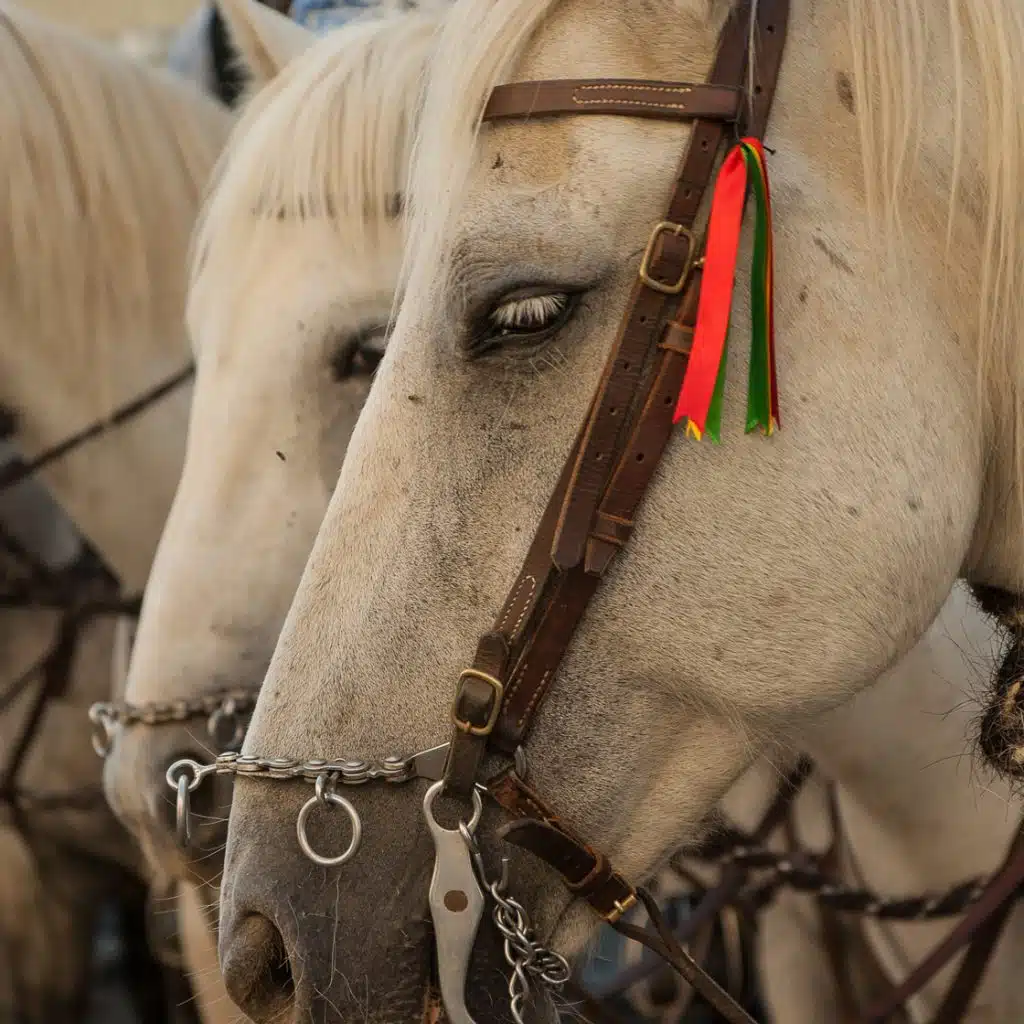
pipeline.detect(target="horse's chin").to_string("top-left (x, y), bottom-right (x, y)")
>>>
top-left (420, 926), bottom-right (560, 1024)
top-left (425, 985), bottom-right (559, 1024)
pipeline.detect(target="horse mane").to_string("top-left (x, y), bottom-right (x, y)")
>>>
top-left (190, 6), bottom-right (441, 299)
top-left (845, 0), bottom-right (1024, 523)
top-left (0, 4), bottom-right (230, 413)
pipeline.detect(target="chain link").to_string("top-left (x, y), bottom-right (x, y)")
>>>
top-left (460, 825), bottom-right (570, 1024)
top-left (165, 746), bottom-right (449, 851)
top-left (88, 688), bottom-right (256, 757)
top-left (202, 750), bottom-right (418, 784)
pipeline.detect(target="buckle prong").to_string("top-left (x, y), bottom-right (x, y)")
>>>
top-left (605, 892), bottom-right (638, 924)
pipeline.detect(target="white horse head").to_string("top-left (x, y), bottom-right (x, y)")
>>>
top-left (214, 0), bottom-right (1024, 1020)
top-left (103, 0), bottom-right (440, 888)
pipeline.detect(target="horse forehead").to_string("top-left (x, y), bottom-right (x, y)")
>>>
top-left (450, 118), bottom-right (689, 294)
top-left (193, 218), bottom-right (398, 347)
top-left (512, 0), bottom-right (711, 82)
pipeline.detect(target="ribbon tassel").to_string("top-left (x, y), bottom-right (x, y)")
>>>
top-left (673, 137), bottom-right (779, 441)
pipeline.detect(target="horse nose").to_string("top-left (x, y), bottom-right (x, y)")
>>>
top-left (220, 912), bottom-right (296, 1023)
top-left (103, 723), bottom-right (230, 871)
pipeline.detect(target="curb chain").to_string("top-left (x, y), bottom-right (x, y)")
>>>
top-left (89, 688), bottom-right (256, 757)
top-left (460, 825), bottom-right (571, 1024)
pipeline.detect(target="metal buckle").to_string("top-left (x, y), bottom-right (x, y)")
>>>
top-left (604, 891), bottom-right (638, 924)
top-left (638, 221), bottom-right (696, 295)
top-left (452, 669), bottom-right (504, 737)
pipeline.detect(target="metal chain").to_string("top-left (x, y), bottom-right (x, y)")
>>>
top-left (681, 843), bottom-right (994, 922)
top-left (178, 749), bottom-right (420, 784)
top-left (88, 688), bottom-right (256, 757)
top-left (459, 824), bottom-right (571, 1024)
top-left (165, 745), bottom-right (450, 850)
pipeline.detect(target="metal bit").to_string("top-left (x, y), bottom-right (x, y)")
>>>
top-left (424, 780), bottom-right (484, 1024)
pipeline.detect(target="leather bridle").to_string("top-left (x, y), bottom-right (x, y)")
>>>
top-left (431, 3), bottom-right (789, 1019)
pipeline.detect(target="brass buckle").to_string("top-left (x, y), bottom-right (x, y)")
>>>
top-left (638, 221), bottom-right (695, 295)
top-left (452, 669), bottom-right (504, 737)
top-left (604, 891), bottom-right (638, 924)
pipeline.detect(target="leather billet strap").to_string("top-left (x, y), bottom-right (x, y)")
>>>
top-left (489, 770), bottom-right (637, 922)
top-left (484, 79), bottom-right (742, 123)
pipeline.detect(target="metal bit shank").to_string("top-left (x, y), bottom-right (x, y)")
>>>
top-left (424, 781), bottom-right (484, 1024)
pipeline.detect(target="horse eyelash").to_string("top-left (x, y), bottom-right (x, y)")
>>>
top-left (489, 293), bottom-right (568, 332)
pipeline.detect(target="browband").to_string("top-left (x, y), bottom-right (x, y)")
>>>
top-left (482, 78), bottom-right (743, 124)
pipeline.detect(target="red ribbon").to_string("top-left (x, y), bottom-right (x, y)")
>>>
top-left (672, 145), bottom-right (749, 432)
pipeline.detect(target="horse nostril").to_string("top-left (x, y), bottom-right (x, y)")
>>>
top-left (222, 913), bottom-right (295, 1022)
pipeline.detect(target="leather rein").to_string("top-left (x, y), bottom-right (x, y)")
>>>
top-left (438, 2), bottom-right (1024, 1021)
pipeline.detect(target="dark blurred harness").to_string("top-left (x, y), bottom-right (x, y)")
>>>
top-left (0, 364), bottom-right (192, 823)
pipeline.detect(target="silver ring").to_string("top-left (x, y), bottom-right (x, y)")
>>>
top-left (296, 789), bottom-right (362, 867)
top-left (89, 706), bottom-right (113, 758)
top-left (422, 779), bottom-right (484, 834)
top-left (208, 701), bottom-right (246, 749)
top-left (176, 773), bottom-right (191, 847)
top-left (91, 722), bottom-right (112, 759)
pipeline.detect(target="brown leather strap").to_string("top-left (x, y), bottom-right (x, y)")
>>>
top-left (612, 888), bottom-right (756, 1024)
top-left (744, 0), bottom-right (791, 140)
top-left (483, 79), bottom-right (742, 124)
top-left (562, 0), bottom-right (791, 577)
top-left (441, 1), bottom-right (791, 1007)
top-left (928, 897), bottom-right (1015, 1024)
top-left (489, 0), bottom-right (792, 756)
top-left (864, 818), bottom-right (1024, 1023)
top-left (551, 1), bottom-right (758, 572)
top-left (444, 424), bottom-right (588, 792)
top-left (489, 771), bottom-right (637, 922)
top-left (445, 0), bottom-right (791, 784)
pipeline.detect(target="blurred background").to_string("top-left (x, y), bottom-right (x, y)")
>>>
top-left (19, 0), bottom-right (191, 61)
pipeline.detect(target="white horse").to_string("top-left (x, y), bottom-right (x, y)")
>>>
top-left (102, 0), bottom-right (436, 896)
top-left (203, 0), bottom-right (1024, 1021)
top-left (0, 5), bottom-right (233, 1021)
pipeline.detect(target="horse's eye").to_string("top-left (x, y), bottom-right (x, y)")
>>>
top-left (331, 326), bottom-right (387, 381)
top-left (489, 293), bottom-right (571, 337)
top-left (469, 290), bottom-right (578, 358)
